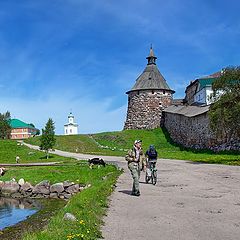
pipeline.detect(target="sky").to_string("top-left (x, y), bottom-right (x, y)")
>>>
top-left (0, 0), bottom-right (240, 134)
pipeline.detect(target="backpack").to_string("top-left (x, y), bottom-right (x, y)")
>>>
top-left (147, 148), bottom-right (157, 159)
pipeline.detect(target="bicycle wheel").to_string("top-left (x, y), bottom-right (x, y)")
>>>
top-left (152, 170), bottom-right (157, 185)
top-left (145, 172), bottom-right (149, 184)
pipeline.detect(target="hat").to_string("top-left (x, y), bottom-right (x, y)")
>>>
top-left (134, 140), bottom-right (142, 144)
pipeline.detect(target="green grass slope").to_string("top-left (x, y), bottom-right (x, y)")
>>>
top-left (0, 140), bottom-right (71, 164)
top-left (1, 163), bottom-right (121, 240)
top-left (25, 128), bottom-right (240, 165)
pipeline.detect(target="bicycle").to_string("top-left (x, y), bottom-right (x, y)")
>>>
top-left (145, 160), bottom-right (157, 185)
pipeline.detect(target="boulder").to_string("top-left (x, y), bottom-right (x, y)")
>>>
top-left (1, 181), bottom-right (19, 195)
top-left (18, 178), bottom-right (25, 186)
top-left (11, 192), bottom-right (23, 198)
top-left (50, 193), bottom-right (58, 199)
top-left (32, 180), bottom-right (50, 195)
top-left (50, 183), bottom-right (64, 193)
top-left (65, 184), bottom-right (79, 194)
top-left (63, 213), bottom-right (77, 221)
top-left (0, 181), bottom-right (4, 190)
top-left (20, 182), bottom-right (33, 192)
top-left (63, 181), bottom-right (75, 188)
top-left (63, 193), bottom-right (72, 199)
top-left (21, 191), bottom-right (32, 198)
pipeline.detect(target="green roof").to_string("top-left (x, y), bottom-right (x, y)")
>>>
top-left (9, 119), bottom-right (36, 129)
top-left (198, 78), bottom-right (217, 91)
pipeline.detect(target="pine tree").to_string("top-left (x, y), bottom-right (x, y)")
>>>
top-left (40, 118), bottom-right (56, 159)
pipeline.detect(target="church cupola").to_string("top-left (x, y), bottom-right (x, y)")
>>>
top-left (68, 112), bottom-right (74, 124)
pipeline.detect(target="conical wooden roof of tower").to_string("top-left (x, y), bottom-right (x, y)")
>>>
top-left (126, 47), bottom-right (175, 94)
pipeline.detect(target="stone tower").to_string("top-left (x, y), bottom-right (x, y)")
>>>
top-left (124, 47), bottom-right (175, 130)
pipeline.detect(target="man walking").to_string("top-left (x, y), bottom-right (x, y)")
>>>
top-left (125, 140), bottom-right (146, 196)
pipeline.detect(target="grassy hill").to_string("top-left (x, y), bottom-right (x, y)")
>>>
top-left (0, 140), bottom-right (71, 164)
top-left (25, 128), bottom-right (240, 165)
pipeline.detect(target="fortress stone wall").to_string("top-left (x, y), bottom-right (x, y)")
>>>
top-left (163, 105), bottom-right (240, 151)
top-left (163, 108), bottom-right (212, 149)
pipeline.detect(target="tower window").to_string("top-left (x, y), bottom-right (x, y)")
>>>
top-left (163, 90), bottom-right (165, 94)
top-left (137, 91), bottom-right (140, 95)
top-left (152, 90), bottom-right (154, 94)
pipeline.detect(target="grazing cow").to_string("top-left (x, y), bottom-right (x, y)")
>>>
top-left (88, 158), bottom-right (106, 168)
top-left (0, 167), bottom-right (6, 176)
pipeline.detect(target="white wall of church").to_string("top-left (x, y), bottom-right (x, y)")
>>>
top-left (64, 125), bottom-right (78, 135)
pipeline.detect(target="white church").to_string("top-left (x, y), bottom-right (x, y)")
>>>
top-left (64, 112), bottom-right (78, 135)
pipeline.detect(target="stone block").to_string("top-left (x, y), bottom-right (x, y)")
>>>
top-left (49, 192), bottom-right (58, 198)
top-left (18, 178), bottom-right (25, 186)
top-left (50, 183), bottom-right (64, 193)
top-left (63, 181), bottom-right (75, 188)
top-left (65, 184), bottom-right (79, 194)
top-left (32, 180), bottom-right (50, 195)
top-left (21, 182), bottom-right (33, 192)
top-left (1, 181), bottom-right (20, 195)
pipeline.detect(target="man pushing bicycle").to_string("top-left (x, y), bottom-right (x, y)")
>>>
top-left (145, 145), bottom-right (158, 185)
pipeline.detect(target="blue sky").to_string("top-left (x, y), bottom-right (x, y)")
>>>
top-left (0, 0), bottom-right (239, 134)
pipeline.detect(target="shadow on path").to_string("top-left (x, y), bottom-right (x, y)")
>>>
top-left (186, 161), bottom-right (206, 165)
top-left (118, 190), bottom-right (132, 195)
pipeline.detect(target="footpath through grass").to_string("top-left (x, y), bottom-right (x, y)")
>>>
top-left (25, 128), bottom-right (240, 165)
top-left (0, 140), bottom-right (72, 164)
top-left (1, 162), bottom-right (122, 240)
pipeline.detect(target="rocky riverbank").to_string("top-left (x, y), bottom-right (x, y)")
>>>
top-left (0, 179), bottom-right (89, 200)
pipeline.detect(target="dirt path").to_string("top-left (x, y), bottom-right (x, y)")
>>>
top-left (23, 143), bottom-right (240, 240)
top-left (22, 142), bottom-right (124, 162)
top-left (102, 160), bottom-right (240, 240)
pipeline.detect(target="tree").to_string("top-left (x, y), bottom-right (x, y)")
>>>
top-left (0, 111), bottom-right (11, 139)
top-left (29, 123), bottom-right (35, 128)
top-left (209, 67), bottom-right (240, 142)
top-left (40, 118), bottom-right (56, 159)
top-left (36, 129), bottom-right (40, 135)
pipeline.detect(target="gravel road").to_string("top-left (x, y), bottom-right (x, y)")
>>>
top-left (102, 159), bottom-right (240, 240)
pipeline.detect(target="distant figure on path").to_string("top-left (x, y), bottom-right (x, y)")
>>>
top-left (16, 156), bottom-right (20, 163)
top-left (145, 145), bottom-right (158, 182)
top-left (125, 140), bottom-right (146, 196)
top-left (146, 144), bottom-right (158, 164)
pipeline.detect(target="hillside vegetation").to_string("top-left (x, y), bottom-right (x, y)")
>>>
top-left (25, 128), bottom-right (240, 165)
top-left (0, 140), bottom-right (72, 164)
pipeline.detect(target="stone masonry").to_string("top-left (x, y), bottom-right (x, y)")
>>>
top-left (163, 105), bottom-right (240, 151)
top-left (163, 107), bottom-right (212, 149)
top-left (125, 90), bottom-right (173, 129)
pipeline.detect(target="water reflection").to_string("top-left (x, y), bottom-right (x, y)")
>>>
top-left (0, 197), bottom-right (40, 230)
